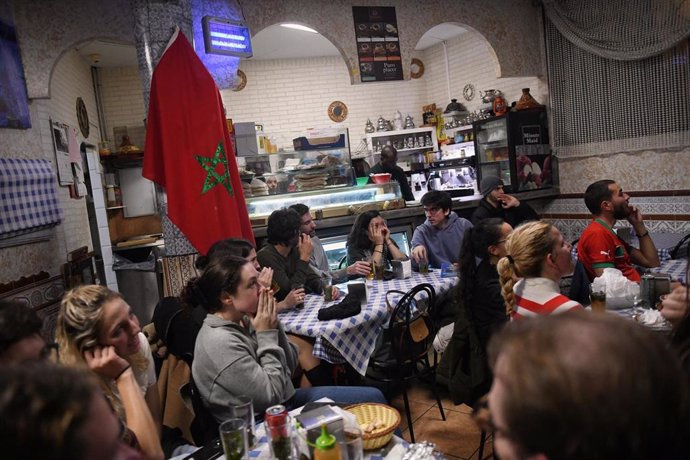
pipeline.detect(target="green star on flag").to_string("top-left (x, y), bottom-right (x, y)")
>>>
top-left (195, 141), bottom-right (234, 195)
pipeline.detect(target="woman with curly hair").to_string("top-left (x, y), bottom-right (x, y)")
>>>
top-left (346, 210), bottom-right (407, 272)
top-left (497, 221), bottom-right (582, 320)
top-left (56, 285), bottom-right (163, 460)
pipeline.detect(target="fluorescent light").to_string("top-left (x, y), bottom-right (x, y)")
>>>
top-left (280, 23), bottom-right (318, 33)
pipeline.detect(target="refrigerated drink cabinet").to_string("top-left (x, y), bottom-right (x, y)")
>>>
top-left (473, 107), bottom-right (552, 193)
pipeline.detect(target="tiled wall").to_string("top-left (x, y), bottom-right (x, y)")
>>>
top-left (0, 50), bottom-right (100, 283)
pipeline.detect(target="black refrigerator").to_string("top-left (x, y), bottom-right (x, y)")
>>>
top-left (472, 107), bottom-right (552, 193)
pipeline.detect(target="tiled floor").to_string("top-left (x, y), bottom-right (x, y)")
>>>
top-left (388, 382), bottom-right (493, 460)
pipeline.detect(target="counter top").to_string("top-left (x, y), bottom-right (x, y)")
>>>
top-left (251, 187), bottom-right (560, 238)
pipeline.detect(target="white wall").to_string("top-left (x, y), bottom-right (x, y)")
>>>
top-left (99, 66), bottom-right (147, 143)
top-left (221, 56), bottom-right (427, 153)
top-left (0, 50), bottom-right (99, 283)
top-left (421, 31), bottom-right (548, 115)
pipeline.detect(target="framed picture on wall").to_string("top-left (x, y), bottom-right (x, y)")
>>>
top-left (50, 119), bottom-right (74, 185)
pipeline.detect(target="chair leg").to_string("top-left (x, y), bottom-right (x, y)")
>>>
top-left (477, 429), bottom-right (487, 460)
top-left (429, 370), bottom-right (446, 421)
top-left (401, 386), bottom-right (415, 443)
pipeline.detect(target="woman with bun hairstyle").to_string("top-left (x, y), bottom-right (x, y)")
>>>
top-left (196, 237), bottom-right (305, 311)
top-left (497, 221), bottom-right (582, 320)
top-left (184, 255), bottom-right (386, 421)
top-left (56, 285), bottom-right (163, 460)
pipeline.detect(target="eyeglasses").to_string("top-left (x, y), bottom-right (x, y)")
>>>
top-left (423, 206), bottom-right (442, 214)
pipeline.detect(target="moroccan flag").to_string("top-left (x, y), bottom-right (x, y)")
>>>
top-left (143, 28), bottom-right (254, 254)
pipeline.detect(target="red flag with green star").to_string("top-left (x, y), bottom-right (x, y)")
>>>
top-left (142, 28), bottom-right (254, 254)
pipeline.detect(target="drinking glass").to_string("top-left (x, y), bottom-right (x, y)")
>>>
top-left (338, 427), bottom-right (364, 460)
top-left (322, 275), bottom-right (333, 302)
top-left (418, 258), bottom-right (429, 274)
top-left (264, 416), bottom-right (296, 460)
top-left (229, 395), bottom-right (256, 448)
top-left (589, 286), bottom-right (607, 313)
top-left (219, 418), bottom-right (249, 460)
top-left (365, 256), bottom-right (375, 281)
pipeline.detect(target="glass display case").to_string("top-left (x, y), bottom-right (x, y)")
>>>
top-left (245, 182), bottom-right (403, 224)
top-left (236, 129), bottom-right (353, 197)
top-left (473, 107), bottom-right (552, 192)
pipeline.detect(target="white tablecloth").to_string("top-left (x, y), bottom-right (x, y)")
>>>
top-left (279, 271), bottom-right (457, 375)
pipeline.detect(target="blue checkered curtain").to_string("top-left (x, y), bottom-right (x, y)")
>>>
top-left (0, 158), bottom-right (62, 239)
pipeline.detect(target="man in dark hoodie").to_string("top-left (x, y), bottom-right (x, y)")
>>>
top-left (411, 190), bottom-right (473, 269)
top-left (471, 175), bottom-right (538, 227)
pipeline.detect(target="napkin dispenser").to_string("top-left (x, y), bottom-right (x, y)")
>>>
top-left (391, 259), bottom-right (412, 279)
top-left (347, 280), bottom-right (368, 304)
top-left (296, 404), bottom-right (344, 444)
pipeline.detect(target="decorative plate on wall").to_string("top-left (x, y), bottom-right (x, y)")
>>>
top-left (233, 69), bottom-right (247, 92)
top-left (463, 83), bottom-right (475, 102)
top-left (410, 58), bottom-right (425, 79)
top-left (328, 101), bottom-right (348, 122)
top-left (76, 97), bottom-right (89, 138)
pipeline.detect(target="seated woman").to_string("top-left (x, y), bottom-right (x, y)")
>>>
top-left (497, 221), bottom-right (583, 320)
top-left (184, 255), bottom-right (387, 421)
top-left (346, 210), bottom-right (408, 272)
top-left (197, 237), bottom-right (330, 387)
top-left (56, 285), bottom-right (163, 460)
top-left (196, 237), bottom-right (305, 312)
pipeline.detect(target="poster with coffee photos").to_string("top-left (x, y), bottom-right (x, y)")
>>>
top-left (353, 6), bottom-right (402, 82)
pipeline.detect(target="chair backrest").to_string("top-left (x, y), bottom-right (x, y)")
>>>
top-left (181, 376), bottom-right (219, 446)
top-left (671, 233), bottom-right (690, 259)
top-left (386, 283), bottom-right (437, 365)
top-left (338, 255), bottom-right (348, 269)
top-left (152, 297), bottom-right (204, 365)
top-left (568, 260), bottom-right (591, 305)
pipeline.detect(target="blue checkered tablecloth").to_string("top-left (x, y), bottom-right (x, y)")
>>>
top-left (655, 258), bottom-right (688, 283)
top-left (279, 272), bottom-right (457, 375)
top-left (0, 158), bottom-right (62, 238)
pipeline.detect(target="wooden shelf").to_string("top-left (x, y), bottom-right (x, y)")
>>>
top-left (100, 152), bottom-right (144, 168)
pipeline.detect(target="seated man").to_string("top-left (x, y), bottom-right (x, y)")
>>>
top-left (471, 175), bottom-right (538, 227)
top-left (368, 145), bottom-right (415, 201)
top-left (578, 179), bottom-right (659, 282)
top-left (289, 203), bottom-right (370, 282)
top-left (257, 208), bottom-right (325, 301)
top-left (411, 190), bottom-right (473, 269)
top-left (486, 314), bottom-right (689, 459)
top-left (0, 299), bottom-right (48, 364)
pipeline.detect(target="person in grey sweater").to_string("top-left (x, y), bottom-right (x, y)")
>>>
top-left (184, 256), bottom-right (387, 422)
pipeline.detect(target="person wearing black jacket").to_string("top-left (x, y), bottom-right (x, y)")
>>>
top-left (471, 175), bottom-right (538, 227)
top-left (368, 145), bottom-right (415, 201)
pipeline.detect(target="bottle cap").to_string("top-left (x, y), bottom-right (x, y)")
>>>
top-left (315, 424), bottom-right (336, 450)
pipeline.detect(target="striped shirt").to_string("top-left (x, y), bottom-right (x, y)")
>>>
top-left (511, 277), bottom-right (583, 320)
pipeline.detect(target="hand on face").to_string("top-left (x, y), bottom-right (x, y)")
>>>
top-left (83, 346), bottom-right (131, 381)
top-left (626, 205), bottom-right (644, 226)
top-left (251, 288), bottom-right (278, 331)
top-left (369, 223), bottom-right (386, 245)
top-left (257, 267), bottom-right (274, 289)
top-left (411, 245), bottom-right (428, 263)
top-left (347, 260), bottom-right (372, 276)
top-left (298, 234), bottom-right (313, 261)
top-left (499, 194), bottom-right (519, 209)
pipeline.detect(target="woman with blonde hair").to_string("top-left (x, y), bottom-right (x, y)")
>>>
top-left (56, 285), bottom-right (163, 460)
top-left (497, 221), bottom-right (582, 320)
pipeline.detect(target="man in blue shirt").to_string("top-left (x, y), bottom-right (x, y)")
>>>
top-left (411, 190), bottom-right (473, 269)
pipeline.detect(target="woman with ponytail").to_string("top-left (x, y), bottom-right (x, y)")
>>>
top-left (497, 221), bottom-right (582, 320)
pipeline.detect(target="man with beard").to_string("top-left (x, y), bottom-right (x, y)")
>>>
top-left (289, 204), bottom-right (371, 282)
top-left (257, 208), bottom-right (325, 300)
top-left (578, 180), bottom-right (659, 282)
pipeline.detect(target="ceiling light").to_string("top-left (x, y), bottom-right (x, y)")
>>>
top-left (280, 23), bottom-right (318, 33)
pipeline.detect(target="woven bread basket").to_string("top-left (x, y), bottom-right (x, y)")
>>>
top-left (345, 403), bottom-right (401, 450)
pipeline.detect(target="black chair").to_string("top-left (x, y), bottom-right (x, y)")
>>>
top-left (366, 283), bottom-right (446, 442)
top-left (338, 255), bottom-right (348, 269)
top-left (569, 260), bottom-right (592, 305)
top-left (180, 376), bottom-right (220, 446)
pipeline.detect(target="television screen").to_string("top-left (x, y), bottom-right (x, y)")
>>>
top-left (428, 165), bottom-right (476, 197)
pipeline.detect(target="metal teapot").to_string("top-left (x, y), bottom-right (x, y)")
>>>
top-left (480, 89), bottom-right (500, 104)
